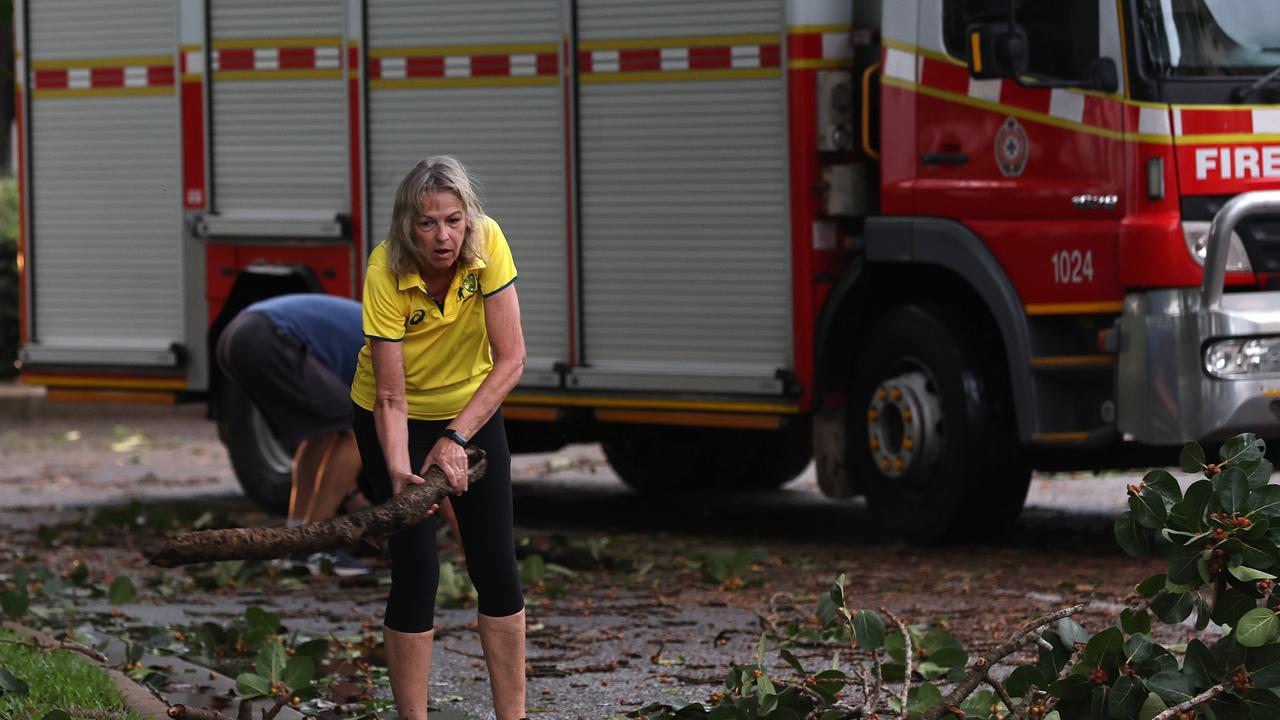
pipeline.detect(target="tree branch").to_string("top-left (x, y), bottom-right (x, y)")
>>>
top-left (145, 448), bottom-right (485, 566)
top-left (985, 676), bottom-right (1019, 720)
top-left (1151, 682), bottom-right (1228, 720)
top-left (167, 705), bottom-right (236, 720)
top-left (920, 604), bottom-right (1086, 720)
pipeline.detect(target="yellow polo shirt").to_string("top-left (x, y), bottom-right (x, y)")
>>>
top-left (350, 216), bottom-right (518, 420)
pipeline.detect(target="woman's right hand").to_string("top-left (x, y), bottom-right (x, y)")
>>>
top-left (390, 469), bottom-right (427, 497)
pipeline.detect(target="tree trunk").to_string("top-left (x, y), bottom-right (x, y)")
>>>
top-left (145, 448), bottom-right (485, 567)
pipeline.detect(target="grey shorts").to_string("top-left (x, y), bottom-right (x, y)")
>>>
top-left (215, 310), bottom-right (352, 447)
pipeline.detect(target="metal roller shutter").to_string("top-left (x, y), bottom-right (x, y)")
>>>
top-left (366, 0), bottom-right (568, 387)
top-left (208, 0), bottom-right (347, 217)
top-left (24, 0), bottom-right (183, 366)
top-left (575, 0), bottom-right (790, 395)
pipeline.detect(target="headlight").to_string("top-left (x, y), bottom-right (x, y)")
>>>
top-left (1183, 221), bottom-right (1252, 272)
top-left (1205, 337), bottom-right (1280, 378)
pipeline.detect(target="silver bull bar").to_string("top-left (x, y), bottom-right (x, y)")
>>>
top-left (1117, 190), bottom-right (1280, 445)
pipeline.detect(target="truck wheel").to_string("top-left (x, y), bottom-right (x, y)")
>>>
top-left (603, 423), bottom-right (811, 493)
top-left (850, 305), bottom-right (1028, 543)
top-left (215, 382), bottom-right (295, 515)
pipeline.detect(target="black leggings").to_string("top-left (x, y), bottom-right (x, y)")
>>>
top-left (353, 404), bottom-right (523, 632)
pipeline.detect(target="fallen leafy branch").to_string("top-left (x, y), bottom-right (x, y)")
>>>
top-left (144, 448), bottom-right (485, 566)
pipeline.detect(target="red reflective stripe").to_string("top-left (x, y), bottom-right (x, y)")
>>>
top-left (148, 65), bottom-right (174, 86)
top-left (689, 46), bottom-right (731, 69)
top-left (760, 44), bottom-right (781, 67)
top-left (1000, 78), bottom-right (1051, 115)
top-left (91, 67), bottom-right (125, 87)
top-left (34, 69), bottom-right (68, 89)
top-left (279, 47), bottom-right (315, 69)
top-left (787, 33), bottom-right (823, 60)
top-left (407, 56), bottom-right (445, 77)
top-left (577, 50), bottom-right (593, 74)
top-left (620, 48), bottom-right (660, 72)
top-left (537, 52), bottom-right (558, 76)
top-left (1180, 108), bottom-right (1251, 136)
top-left (921, 58), bottom-right (967, 95)
top-left (471, 54), bottom-right (510, 76)
top-left (367, 57), bottom-right (382, 79)
top-left (218, 48), bottom-right (254, 70)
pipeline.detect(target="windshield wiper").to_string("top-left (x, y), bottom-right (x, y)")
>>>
top-left (1233, 65), bottom-right (1280, 103)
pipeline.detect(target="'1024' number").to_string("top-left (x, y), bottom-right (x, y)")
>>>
top-left (1051, 249), bottom-right (1093, 285)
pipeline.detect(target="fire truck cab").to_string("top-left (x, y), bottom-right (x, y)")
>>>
top-left (13, 0), bottom-right (1280, 541)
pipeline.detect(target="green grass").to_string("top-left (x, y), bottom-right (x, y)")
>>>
top-left (0, 630), bottom-right (146, 719)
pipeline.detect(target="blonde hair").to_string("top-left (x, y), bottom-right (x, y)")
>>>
top-left (385, 156), bottom-right (486, 276)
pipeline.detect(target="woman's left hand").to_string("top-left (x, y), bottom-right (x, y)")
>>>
top-left (421, 437), bottom-right (470, 494)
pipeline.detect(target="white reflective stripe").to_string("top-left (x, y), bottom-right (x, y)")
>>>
top-left (731, 45), bottom-right (760, 69)
top-left (1254, 109), bottom-right (1280, 134)
top-left (67, 68), bottom-right (90, 89)
top-left (124, 66), bottom-right (149, 87)
top-left (510, 53), bottom-right (537, 76)
top-left (661, 47), bottom-right (688, 71)
top-left (444, 55), bottom-right (470, 77)
top-left (1049, 89), bottom-right (1085, 124)
top-left (185, 51), bottom-right (205, 74)
top-left (883, 48), bottom-right (915, 82)
top-left (592, 50), bottom-right (620, 73)
top-left (210, 49), bottom-right (221, 71)
top-left (967, 77), bottom-right (1001, 104)
top-left (822, 31), bottom-right (851, 59)
top-left (315, 46), bottom-right (340, 69)
top-left (15, 57), bottom-right (22, 83)
top-left (380, 56), bottom-right (406, 79)
top-left (253, 48), bottom-right (278, 70)
top-left (1173, 109), bottom-right (1184, 136)
top-left (1138, 107), bottom-right (1171, 137)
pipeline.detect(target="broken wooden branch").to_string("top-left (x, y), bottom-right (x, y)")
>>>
top-left (145, 448), bottom-right (485, 567)
top-left (167, 705), bottom-right (236, 720)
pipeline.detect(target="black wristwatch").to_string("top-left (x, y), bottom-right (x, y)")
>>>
top-left (441, 428), bottom-right (469, 447)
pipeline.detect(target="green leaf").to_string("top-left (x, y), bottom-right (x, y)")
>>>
top-left (107, 576), bottom-right (135, 605)
top-left (256, 642), bottom-right (288, 683)
top-left (282, 656), bottom-right (314, 690)
top-left (245, 606), bottom-right (280, 635)
top-left (1116, 511), bottom-right (1150, 558)
top-left (1236, 608), bottom-right (1280, 647)
top-left (1004, 665), bottom-right (1045, 699)
top-left (1130, 493), bottom-right (1167, 529)
top-left (293, 638), bottom-right (328, 661)
top-left (1243, 688), bottom-right (1280, 719)
top-left (1123, 633), bottom-right (1154, 666)
top-left (0, 667), bottom-right (30, 695)
top-left (40, 712), bottom-right (71, 720)
top-left (1184, 639), bottom-right (1225, 687)
top-left (1083, 627), bottom-right (1124, 667)
top-left (1136, 574), bottom-right (1167, 599)
top-left (1181, 442), bottom-right (1207, 473)
top-left (1170, 481), bottom-right (1214, 532)
top-left (1108, 675), bottom-right (1145, 718)
top-left (1251, 485), bottom-right (1280, 518)
top-left (1050, 674), bottom-right (1093, 701)
top-left (1210, 692), bottom-right (1252, 720)
top-left (907, 682), bottom-right (943, 716)
top-left (1219, 468), bottom-right (1252, 515)
top-left (1231, 565), bottom-right (1278, 583)
top-left (1147, 670), bottom-right (1193, 705)
top-left (1222, 434), bottom-right (1266, 465)
top-left (1058, 618), bottom-right (1091, 648)
top-left (1121, 608), bottom-right (1152, 635)
top-left (1, 587), bottom-right (29, 618)
top-left (1138, 691), bottom-right (1167, 720)
top-left (1144, 469), bottom-right (1185, 508)
top-left (850, 610), bottom-right (884, 650)
top-left (1214, 587), bottom-right (1259, 628)
top-left (1168, 541), bottom-right (1206, 585)
top-left (779, 649), bottom-right (804, 676)
top-left (1245, 643), bottom-right (1280, 686)
top-left (235, 672), bottom-right (271, 698)
top-left (1246, 459), bottom-right (1274, 489)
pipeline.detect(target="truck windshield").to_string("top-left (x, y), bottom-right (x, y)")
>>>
top-left (1137, 0), bottom-right (1280, 77)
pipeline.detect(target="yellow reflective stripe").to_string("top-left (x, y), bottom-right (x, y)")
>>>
top-left (789, 59), bottom-right (848, 70)
top-left (212, 36), bottom-right (342, 49)
top-left (1024, 301), bottom-right (1124, 316)
top-left (25, 374), bottom-right (187, 390)
top-left (213, 69), bottom-right (343, 81)
top-left (369, 42), bottom-right (556, 58)
top-left (787, 24), bottom-right (851, 34)
top-left (506, 393), bottom-right (799, 414)
top-left (370, 76), bottom-right (558, 90)
top-left (581, 68), bottom-right (780, 84)
top-left (579, 34), bottom-right (779, 51)
top-left (1177, 132), bottom-right (1280, 145)
top-left (32, 55), bottom-right (171, 69)
top-left (33, 86), bottom-right (174, 99)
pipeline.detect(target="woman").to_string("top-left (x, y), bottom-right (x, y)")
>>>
top-left (350, 156), bottom-right (526, 720)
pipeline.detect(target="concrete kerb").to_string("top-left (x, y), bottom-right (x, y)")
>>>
top-left (0, 382), bottom-right (46, 422)
top-left (2, 620), bottom-right (304, 720)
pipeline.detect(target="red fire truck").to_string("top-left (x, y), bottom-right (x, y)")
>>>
top-left (14, 0), bottom-right (1280, 540)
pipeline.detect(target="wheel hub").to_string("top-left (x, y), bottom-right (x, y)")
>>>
top-left (866, 371), bottom-right (942, 479)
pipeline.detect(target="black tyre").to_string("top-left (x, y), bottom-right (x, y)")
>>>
top-left (215, 381), bottom-right (295, 515)
top-left (850, 305), bottom-right (1029, 543)
top-left (603, 422), bottom-right (811, 494)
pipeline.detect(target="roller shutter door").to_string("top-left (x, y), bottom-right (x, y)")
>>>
top-left (208, 0), bottom-right (347, 217)
top-left (366, 0), bottom-right (568, 388)
top-left (574, 0), bottom-right (790, 395)
top-left (24, 0), bottom-right (183, 366)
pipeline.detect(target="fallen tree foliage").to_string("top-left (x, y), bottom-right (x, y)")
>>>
top-left (144, 447), bottom-right (485, 567)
